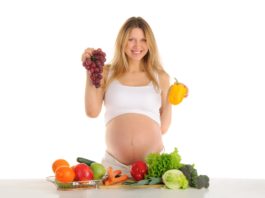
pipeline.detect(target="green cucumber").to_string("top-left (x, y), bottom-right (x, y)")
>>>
top-left (77, 157), bottom-right (96, 166)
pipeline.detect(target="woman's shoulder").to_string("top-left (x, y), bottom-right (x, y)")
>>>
top-left (156, 70), bottom-right (170, 91)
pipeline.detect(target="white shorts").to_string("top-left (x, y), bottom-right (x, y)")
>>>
top-left (101, 152), bottom-right (132, 177)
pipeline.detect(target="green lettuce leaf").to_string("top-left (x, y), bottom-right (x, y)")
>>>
top-left (145, 148), bottom-right (182, 178)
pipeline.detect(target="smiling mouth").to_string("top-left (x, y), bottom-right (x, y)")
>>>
top-left (131, 50), bottom-right (142, 55)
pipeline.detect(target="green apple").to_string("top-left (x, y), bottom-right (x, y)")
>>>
top-left (90, 163), bottom-right (106, 180)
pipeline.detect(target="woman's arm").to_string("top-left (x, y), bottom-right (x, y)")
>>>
top-left (159, 71), bottom-right (172, 134)
top-left (84, 71), bottom-right (105, 117)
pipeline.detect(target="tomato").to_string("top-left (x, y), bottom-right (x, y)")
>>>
top-left (74, 163), bottom-right (94, 181)
top-left (130, 160), bottom-right (148, 181)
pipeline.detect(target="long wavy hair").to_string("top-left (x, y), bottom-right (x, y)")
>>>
top-left (104, 17), bottom-right (165, 91)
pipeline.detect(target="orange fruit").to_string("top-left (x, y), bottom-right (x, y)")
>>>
top-left (52, 159), bottom-right (70, 173)
top-left (55, 166), bottom-right (75, 183)
top-left (71, 165), bottom-right (78, 181)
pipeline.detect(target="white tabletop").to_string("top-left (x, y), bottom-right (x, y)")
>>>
top-left (0, 178), bottom-right (264, 198)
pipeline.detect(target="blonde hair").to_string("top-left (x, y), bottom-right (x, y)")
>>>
top-left (104, 17), bottom-right (165, 91)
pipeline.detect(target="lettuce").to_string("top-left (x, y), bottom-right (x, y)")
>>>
top-left (145, 148), bottom-right (182, 178)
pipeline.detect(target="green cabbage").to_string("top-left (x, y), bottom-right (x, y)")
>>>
top-left (162, 169), bottom-right (188, 189)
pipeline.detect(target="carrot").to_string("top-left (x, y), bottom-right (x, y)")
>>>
top-left (103, 167), bottom-right (128, 185)
top-left (104, 175), bottom-right (128, 185)
top-left (113, 170), bottom-right (122, 176)
top-left (107, 167), bottom-right (114, 179)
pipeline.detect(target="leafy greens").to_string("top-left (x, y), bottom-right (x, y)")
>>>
top-left (145, 148), bottom-right (182, 178)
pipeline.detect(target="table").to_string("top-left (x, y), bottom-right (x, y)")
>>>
top-left (0, 178), bottom-right (264, 198)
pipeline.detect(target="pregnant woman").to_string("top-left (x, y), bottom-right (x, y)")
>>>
top-left (81, 16), bottom-right (172, 175)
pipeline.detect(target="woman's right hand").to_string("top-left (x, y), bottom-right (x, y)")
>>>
top-left (82, 47), bottom-right (106, 88)
top-left (81, 48), bottom-right (94, 63)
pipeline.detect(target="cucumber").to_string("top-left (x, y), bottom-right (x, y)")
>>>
top-left (77, 157), bottom-right (96, 166)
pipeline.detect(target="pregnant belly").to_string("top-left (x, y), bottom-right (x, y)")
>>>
top-left (105, 113), bottom-right (164, 165)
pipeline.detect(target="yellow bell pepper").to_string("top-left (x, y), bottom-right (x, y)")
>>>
top-left (168, 78), bottom-right (188, 105)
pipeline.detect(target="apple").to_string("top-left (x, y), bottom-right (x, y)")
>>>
top-left (90, 162), bottom-right (106, 180)
top-left (74, 163), bottom-right (94, 181)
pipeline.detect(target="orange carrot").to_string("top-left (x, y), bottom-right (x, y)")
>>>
top-left (113, 170), bottom-right (122, 176)
top-left (103, 167), bottom-right (128, 185)
top-left (107, 167), bottom-right (114, 179)
top-left (104, 175), bottom-right (128, 185)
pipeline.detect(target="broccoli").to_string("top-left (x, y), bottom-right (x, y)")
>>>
top-left (179, 164), bottom-right (210, 189)
top-left (179, 164), bottom-right (197, 186)
top-left (191, 175), bottom-right (210, 189)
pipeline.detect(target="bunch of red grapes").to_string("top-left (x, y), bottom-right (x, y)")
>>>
top-left (82, 48), bottom-right (106, 88)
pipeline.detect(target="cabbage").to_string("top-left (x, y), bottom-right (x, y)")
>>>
top-left (162, 169), bottom-right (188, 189)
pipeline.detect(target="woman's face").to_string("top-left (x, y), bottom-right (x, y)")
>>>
top-left (124, 28), bottom-right (149, 63)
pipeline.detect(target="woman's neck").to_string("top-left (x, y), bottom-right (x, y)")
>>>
top-left (127, 61), bottom-right (144, 73)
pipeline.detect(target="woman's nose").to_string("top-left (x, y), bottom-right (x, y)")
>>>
top-left (133, 40), bottom-right (141, 48)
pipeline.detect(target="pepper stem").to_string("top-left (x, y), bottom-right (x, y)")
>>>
top-left (174, 77), bottom-right (178, 84)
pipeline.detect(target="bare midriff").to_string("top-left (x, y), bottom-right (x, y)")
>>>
top-left (105, 113), bottom-right (164, 165)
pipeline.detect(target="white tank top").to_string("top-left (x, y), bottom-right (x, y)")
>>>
top-left (104, 77), bottom-right (161, 125)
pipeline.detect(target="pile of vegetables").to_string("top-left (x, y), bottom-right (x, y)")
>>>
top-left (50, 148), bottom-right (209, 190)
top-left (127, 147), bottom-right (210, 190)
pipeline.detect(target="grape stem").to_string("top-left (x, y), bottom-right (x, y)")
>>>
top-left (91, 56), bottom-right (96, 61)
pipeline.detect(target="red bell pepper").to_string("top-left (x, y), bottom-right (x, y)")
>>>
top-left (130, 160), bottom-right (148, 181)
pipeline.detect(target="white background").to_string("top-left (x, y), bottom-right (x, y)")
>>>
top-left (0, 0), bottom-right (264, 179)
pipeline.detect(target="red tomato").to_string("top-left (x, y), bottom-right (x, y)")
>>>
top-left (74, 163), bottom-right (94, 181)
top-left (130, 160), bottom-right (148, 181)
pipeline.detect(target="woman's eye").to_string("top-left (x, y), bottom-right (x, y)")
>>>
top-left (127, 38), bottom-right (146, 43)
